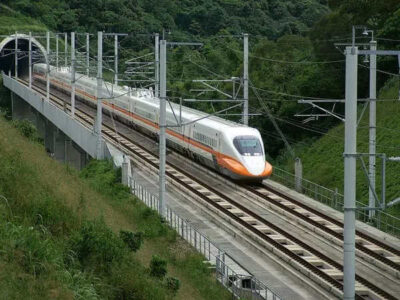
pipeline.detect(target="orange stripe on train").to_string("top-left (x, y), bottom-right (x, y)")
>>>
top-left (34, 73), bottom-right (271, 178)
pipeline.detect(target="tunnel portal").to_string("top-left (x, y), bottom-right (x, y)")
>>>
top-left (0, 34), bottom-right (47, 78)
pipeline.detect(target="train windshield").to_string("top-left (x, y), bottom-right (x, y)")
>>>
top-left (233, 136), bottom-right (263, 156)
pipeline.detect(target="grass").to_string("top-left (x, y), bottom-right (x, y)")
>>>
top-left (279, 78), bottom-right (400, 218)
top-left (0, 4), bottom-right (47, 35)
top-left (0, 4), bottom-right (70, 67)
top-left (0, 114), bottom-right (231, 299)
top-left (79, 159), bottom-right (231, 300)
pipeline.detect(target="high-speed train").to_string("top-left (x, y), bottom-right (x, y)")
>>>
top-left (33, 63), bottom-right (273, 181)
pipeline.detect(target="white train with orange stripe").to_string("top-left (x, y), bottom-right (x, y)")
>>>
top-left (33, 63), bottom-right (272, 181)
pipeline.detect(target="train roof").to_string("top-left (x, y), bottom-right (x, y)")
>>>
top-left (35, 63), bottom-right (257, 135)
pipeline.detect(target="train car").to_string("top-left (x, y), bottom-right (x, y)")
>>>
top-left (33, 63), bottom-right (273, 181)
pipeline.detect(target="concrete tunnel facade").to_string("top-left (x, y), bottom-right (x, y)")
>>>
top-left (0, 33), bottom-right (48, 77)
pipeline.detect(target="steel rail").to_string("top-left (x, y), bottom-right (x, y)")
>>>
top-left (247, 184), bottom-right (400, 271)
top-left (19, 78), bottom-right (397, 300)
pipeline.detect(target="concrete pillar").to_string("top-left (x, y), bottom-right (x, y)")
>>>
top-left (294, 157), bottom-right (303, 193)
top-left (8, 90), bottom-right (89, 170)
top-left (96, 31), bottom-right (104, 159)
top-left (159, 39), bottom-right (167, 217)
top-left (114, 34), bottom-right (118, 86)
top-left (155, 33), bottom-right (159, 98)
top-left (45, 120), bottom-right (55, 154)
top-left (368, 40), bottom-right (377, 219)
top-left (343, 46), bottom-right (358, 300)
top-left (11, 93), bottom-right (35, 123)
top-left (43, 120), bottom-right (88, 169)
top-left (54, 129), bottom-right (66, 161)
top-left (65, 140), bottom-right (83, 169)
top-left (243, 33), bottom-right (249, 126)
top-left (122, 155), bottom-right (129, 186)
top-left (53, 130), bottom-right (87, 169)
top-left (35, 111), bottom-right (46, 139)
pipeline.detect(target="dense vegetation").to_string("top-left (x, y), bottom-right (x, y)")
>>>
top-left (0, 114), bottom-right (230, 299)
top-left (1, 1), bottom-right (400, 212)
top-left (280, 78), bottom-right (400, 217)
top-left (2, 0), bottom-right (329, 39)
top-left (1, 0), bottom-right (331, 157)
top-left (2, 1), bottom-right (400, 158)
top-left (1, 4), bottom-right (398, 300)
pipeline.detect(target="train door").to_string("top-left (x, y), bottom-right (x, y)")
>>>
top-left (128, 97), bottom-right (132, 114)
top-left (213, 131), bottom-right (221, 171)
top-left (187, 124), bottom-right (194, 159)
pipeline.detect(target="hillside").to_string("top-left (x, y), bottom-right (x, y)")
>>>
top-left (0, 4), bottom-right (47, 34)
top-left (280, 79), bottom-right (400, 217)
top-left (0, 113), bottom-right (230, 299)
top-left (2, 0), bottom-right (329, 39)
top-left (0, 8), bottom-right (232, 297)
top-left (1, 0), bottom-right (399, 206)
top-left (2, 1), bottom-right (400, 159)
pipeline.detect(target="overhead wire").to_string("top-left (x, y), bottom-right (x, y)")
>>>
top-left (248, 102), bottom-right (400, 151)
top-left (358, 63), bottom-right (400, 78)
top-left (229, 47), bottom-right (345, 65)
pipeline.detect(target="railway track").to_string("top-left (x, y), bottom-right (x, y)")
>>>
top-left (21, 79), bottom-right (398, 299)
top-left (245, 184), bottom-right (400, 276)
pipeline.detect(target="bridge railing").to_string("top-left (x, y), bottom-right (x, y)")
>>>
top-left (271, 166), bottom-right (400, 237)
top-left (129, 177), bottom-right (282, 300)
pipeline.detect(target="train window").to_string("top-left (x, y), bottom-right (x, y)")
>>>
top-left (193, 131), bottom-right (217, 148)
top-left (134, 107), bottom-right (154, 121)
top-left (233, 136), bottom-right (262, 156)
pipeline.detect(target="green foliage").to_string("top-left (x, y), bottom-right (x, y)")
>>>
top-left (80, 159), bottom-right (170, 239)
top-left (166, 276), bottom-right (180, 295)
top-left (119, 230), bottom-right (143, 252)
top-left (79, 159), bottom-right (127, 199)
top-left (150, 255), bottom-right (167, 279)
top-left (12, 120), bottom-right (42, 143)
top-left (1, 1), bottom-right (332, 157)
top-left (4, 0), bottom-right (328, 39)
top-left (69, 219), bottom-right (127, 272)
top-left (279, 79), bottom-right (400, 219)
top-left (0, 4), bottom-right (47, 34)
top-left (4, 0), bottom-right (400, 159)
top-left (30, 195), bottom-right (77, 236)
top-left (310, 0), bottom-right (400, 100)
top-left (108, 259), bottom-right (167, 300)
top-left (0, 221), bottom-right (61, 276)
top-left (0, 117), bottom-right (176, 299)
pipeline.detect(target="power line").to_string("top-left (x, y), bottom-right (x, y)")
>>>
top-left (358, 63), bottom-right (400, 78)
top-left (250, 84), bottom-right (341, 100)
top-left (250, 79), bottom-right (295, 158)
top-left (229, 47), bottom-right (345, 65)
top-left (182, 58), bottom-right (343, 101)
top-left (187, 58), bottom-right (228, 79)
top-left (251, 105), bottom-right (400, 151)
top-left (376, 37), bottom-right (400, 43)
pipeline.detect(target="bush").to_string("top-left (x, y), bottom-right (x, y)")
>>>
top-left (166, 276), bottom-right (180, 295)
top-left (30, 195), bottom-right (77, 236)
top-left (69, 220), bottom-right (126, 272)
top-left (119, 230), bottom-right (143, 252)
top-left (0, 221), bottom-right (61, 276)
top-left (79, 160), bottom-right (128, 200)
top-left (80, 160), bottom-right (170, 239)
top-left (109, 259), bottom-right (167, 300)
top-left (149, 255), bottom-right (167, 279)
top-left (12, 120), bottom-right (42, 143)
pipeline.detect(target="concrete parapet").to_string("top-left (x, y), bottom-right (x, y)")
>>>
top-left (4, 74), bottom-right (110, 169)
top-left (4, 74), bottom-right (106, 159)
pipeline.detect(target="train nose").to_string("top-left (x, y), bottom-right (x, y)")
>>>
top-left (242, 156), bottom-right (267, 176)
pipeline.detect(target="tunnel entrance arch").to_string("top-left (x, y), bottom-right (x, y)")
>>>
top-left (0, 33), bottom-right (48, 78)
